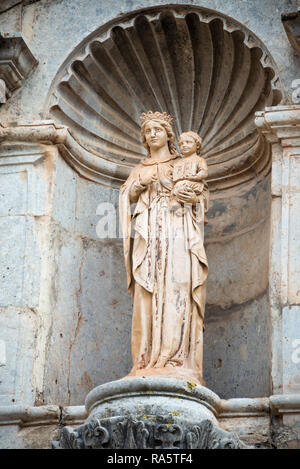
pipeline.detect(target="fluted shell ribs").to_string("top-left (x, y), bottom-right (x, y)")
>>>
top-left (47, 7), bottom-right (282, 190)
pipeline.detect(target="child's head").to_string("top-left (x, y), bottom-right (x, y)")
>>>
top-left (178, 131), bottom-right (202, 157)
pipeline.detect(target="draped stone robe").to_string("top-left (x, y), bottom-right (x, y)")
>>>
top-left (120, 154), bottom-right (209, 383)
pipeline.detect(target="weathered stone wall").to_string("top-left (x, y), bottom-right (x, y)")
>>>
top-left (204, 177), bottom-right (271, 397)
top-left (42, 155), bottom-right (132, 405)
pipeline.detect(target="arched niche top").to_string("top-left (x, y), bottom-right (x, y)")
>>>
top-left (45, 5), bottom-right (282, 191)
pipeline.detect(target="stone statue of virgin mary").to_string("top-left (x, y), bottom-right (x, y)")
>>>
top-left (119, 111), bottom-right (209, 384)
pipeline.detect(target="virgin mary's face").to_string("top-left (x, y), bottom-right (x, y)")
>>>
top-left (144, 120), bottom-right (168, 150)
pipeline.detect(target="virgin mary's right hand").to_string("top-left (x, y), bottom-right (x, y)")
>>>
top-left (139, 172), bottom-right (157, 187)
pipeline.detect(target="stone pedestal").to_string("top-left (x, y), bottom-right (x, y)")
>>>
top-left (54, 378), bottom-right (245, 449)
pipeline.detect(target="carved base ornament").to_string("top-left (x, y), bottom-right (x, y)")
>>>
top-left (54, 416), bottom-right (244, 449)
top-left (53, 378), bottom-right (247, 449)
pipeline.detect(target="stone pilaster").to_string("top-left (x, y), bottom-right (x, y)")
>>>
top-left (256, 105), bottom-right (300, 396)
top-left (0, 121), bottom-right (67, 406)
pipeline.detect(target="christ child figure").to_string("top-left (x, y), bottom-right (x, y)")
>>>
top-left (170, 131), bottom-right (208, 211)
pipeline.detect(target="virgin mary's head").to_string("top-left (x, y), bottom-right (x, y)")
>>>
top-left (140, 111), bottom-right (177, 157)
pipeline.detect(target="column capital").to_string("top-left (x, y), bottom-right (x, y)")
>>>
top-left (255, 105), bottom-right (300, 147)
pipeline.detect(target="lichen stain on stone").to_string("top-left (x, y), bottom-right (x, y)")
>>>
top-left (101, 407), bottom-right (113, 418)
top-left (186, 381), bottom-right (197, 390)
top-left (170, 410), bottom-right (180, 416)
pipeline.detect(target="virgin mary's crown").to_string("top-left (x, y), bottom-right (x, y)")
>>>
top-left (140, 111), bottom-right (173, 127)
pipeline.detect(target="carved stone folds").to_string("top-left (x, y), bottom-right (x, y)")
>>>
top-left (53, 378), bottom-right (247, 449)
top-left (0, 33), bottom-right (38, 100)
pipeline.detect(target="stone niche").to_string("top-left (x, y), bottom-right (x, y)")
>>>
top-left (38, 5), bottom-right (282, 404)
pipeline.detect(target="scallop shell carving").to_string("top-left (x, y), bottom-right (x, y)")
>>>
top-left (47, 7), bottom-right (282, 190)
